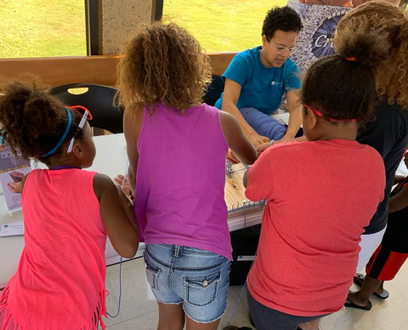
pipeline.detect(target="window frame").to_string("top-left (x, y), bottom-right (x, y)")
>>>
top-left (153, 0), bottom-right (164, 21)
top-left (85, 0), bottom-right (100, 55)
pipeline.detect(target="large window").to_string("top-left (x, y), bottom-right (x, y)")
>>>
top-left (163, 0), bottom-right (287, 53)
top-left (0, 0), bottom-right (87, 58)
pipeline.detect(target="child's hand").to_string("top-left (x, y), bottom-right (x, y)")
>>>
top-left (227, 149), bottom-right (240, 164)
top-left (7, 182), bottom-right (22, 194)
top-left (116, 185), bottom-right (133, 207)
top-left (114, 174), bottom-right (131, 197)
top-left (256, 142), bottom-right (270, 156)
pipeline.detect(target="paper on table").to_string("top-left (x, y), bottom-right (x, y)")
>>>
top-left (0, 220), bottom-right (24, 237)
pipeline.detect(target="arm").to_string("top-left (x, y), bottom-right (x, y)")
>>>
top-left (222, 79), bottom-right (269, 147)
top-left (94, 173), bottom-right (139, 258)
top-left (256, 135), bottom-right (308, 155)
top-left (123, 109), bottom-right (143, 195)
top-left (245, 147), bottom-right (275, 202)
top-left (282, 89), bottom-right (302, 141)
top-left (220, 54), bottom-right (269, 146)
top-left (219, 111), bottom-right (257, 165)
top-left (394, 175), bottom-right (406, 185)
top-left (222, 79), bottom-right (255, 137)
top-left (389, 184), bottom-right (408, 213)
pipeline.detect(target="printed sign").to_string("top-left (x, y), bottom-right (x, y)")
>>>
top-left (288, 0), bottom-right (352, 74)
top-left (0, 146), bottom-right (31, 212)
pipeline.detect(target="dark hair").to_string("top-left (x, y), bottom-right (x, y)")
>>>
top-left (0, 81), bottom-right (84, 163)
top-left (301, 55), bottom-right (377, 124)
top-left (262, 6), bottom-right (303, 41)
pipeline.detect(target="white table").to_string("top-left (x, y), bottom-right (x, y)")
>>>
top-left (0, 133), bottom-right (263, 288)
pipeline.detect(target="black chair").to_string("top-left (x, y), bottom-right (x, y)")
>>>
top-left (203, 75), bottom-right (225, 107)
top-left (50, 83), bottom-right (124, 134)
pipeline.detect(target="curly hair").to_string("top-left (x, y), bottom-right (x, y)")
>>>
top-left (302, 55), bottom-right (377, 124)
top-left (262, 6), bottom-right (303, 41)
top-left (334, 0), bottom-right (408, 110)
top-left (0, 81), bottom-right (84, 163)
top-left (116, 23), bottom-right (212, 115)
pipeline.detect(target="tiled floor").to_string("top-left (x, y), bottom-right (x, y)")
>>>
top-left (102, 258), bottom-right (408, 330)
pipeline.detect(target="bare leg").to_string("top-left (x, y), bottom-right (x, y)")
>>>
top-left (299, 318), bottom-right (320, 330)
top-left (355, 275), bottom-right (385, 295)
top-left (348, 274), bottom-right (381, 306)
top-left (185, 313), bottom-right (221, 330)
top-left (376, 280), bottom-right (385, 295)
top-left (157, 301), bottom-right (185, 330)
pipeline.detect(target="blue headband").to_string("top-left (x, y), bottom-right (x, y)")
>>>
top-left (41, 107), bottom-right (72, 158)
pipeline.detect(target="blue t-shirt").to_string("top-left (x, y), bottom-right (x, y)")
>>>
top-left (215, 46), bottom-right (301, 116)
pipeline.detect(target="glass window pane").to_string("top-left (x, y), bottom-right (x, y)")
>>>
top-left (0, 0), bottom-right (87, 58)
top-left (163, 0), bottom-right (287, 53)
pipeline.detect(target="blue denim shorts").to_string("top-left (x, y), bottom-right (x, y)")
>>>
top-left (144, 244), bottom-right (231, 323)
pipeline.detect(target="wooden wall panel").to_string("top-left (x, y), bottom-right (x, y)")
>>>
top-left (0, 52), bottom-right (235, 87)
top-left (208, 52), bottom-right (236, 76)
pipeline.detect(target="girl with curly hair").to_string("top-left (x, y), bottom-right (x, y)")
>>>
top-left (116, 23), bottom-right (257, 330)
top-left (0, 82), bottom-right (139, 330)
top-left (334, 0), bottom-right (408, 310)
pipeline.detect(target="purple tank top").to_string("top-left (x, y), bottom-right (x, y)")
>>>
top-left (134, 103), bottom-right (231, 259)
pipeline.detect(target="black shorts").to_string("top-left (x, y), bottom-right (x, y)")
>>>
top-left (247, 290), bottom-right (327, 330)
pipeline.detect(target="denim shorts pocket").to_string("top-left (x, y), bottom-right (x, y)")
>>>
top-left (144, 255), bottom-right (162, 290)
top-left (184, 270), bottom-right (221, 307)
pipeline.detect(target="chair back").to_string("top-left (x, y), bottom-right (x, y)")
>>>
top-left (50, 83), bottom-right (124, 134)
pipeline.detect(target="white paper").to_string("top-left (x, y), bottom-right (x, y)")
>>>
top-left (0, 220), bottom-right (24, 237)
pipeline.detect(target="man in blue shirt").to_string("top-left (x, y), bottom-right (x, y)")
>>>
top-left (215, 7), bottom-right (303, 147)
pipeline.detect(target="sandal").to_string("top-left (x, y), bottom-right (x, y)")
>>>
top-left (345, 297), bottom-right (372, 311)
top-left (353, 273), bottom-right (389, 299)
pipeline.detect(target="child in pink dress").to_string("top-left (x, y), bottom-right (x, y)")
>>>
top-left (0, 82), bottom-right (139, 330)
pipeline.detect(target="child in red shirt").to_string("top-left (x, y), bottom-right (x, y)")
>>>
top-left (244, 55), bottom-right (385, 330)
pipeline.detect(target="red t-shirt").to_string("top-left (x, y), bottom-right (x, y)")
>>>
top-left (246, 139), bottom-right (385, 316)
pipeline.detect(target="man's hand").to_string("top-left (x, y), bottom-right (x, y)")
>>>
top-left (249, 133), bottom-right (269, 147)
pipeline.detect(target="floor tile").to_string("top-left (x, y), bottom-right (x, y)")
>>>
top-left (123, 310), bottom-right (159, 330)
top-left (218, 286), bottom-right (253, 330)
top-left (105, 323), bottom-right (126, 330)
top-left (102, 276), bottom-right (125, 327)
top-left (104, 258), bottom-right (408, 329)
top-left (106, 257), bottom-right (142, 275)
top-left (106, 258), bottom-right (158, 322)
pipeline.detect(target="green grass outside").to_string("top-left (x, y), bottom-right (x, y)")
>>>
top-left (0, 0), bottom-right (286, 59)
top-left (0, 0), bottom-right (86, 58)
top-left (163, 0), bottom-right (287, 53)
